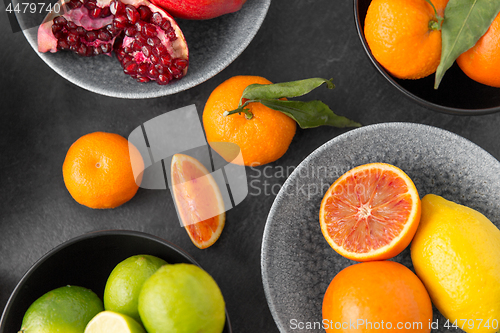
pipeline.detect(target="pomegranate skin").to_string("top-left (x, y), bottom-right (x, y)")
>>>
top-left (150, 0), bottom-right (246, 20)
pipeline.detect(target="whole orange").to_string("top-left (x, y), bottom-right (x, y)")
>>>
top-left (202, 76), bottom-right (296, 166)
top-left (457, 11), bottom-right (500, 87)
top-left (364, 0), bottom-right (449, 79)
top-left (322, 261), bottom-right (432, 333)
top-left (62, 132), bottom-right (144, 209)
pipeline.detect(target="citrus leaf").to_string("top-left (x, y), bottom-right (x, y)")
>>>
top-left (239, 78), bottom-right (334, 106)
top-left (435, 0), bottom-right (500, 89)
top-left (257, 99), bottom-right (361, 129)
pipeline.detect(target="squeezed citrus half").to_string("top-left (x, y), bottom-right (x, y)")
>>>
top-left (319, 163), bottom-right (421, 261)
top-left (171, 154), bottom-right (225, 249)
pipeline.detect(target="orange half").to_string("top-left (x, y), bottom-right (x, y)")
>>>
top-left (319, 163), bottom-right (421, 261)
top-left (171, 154), bottom-right (225, 249)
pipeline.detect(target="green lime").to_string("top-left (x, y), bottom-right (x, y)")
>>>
top-left (103, 254), bottom-right (167, 323)
top-left (19, 285), bottom-right (103, 333)
top-left (138, 263), bottom-right (225, 333)
top-left (84, 311), bottom-right (145, 333)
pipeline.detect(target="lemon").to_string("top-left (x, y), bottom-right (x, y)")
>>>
top-left (411, 194), bottom-right (500, 333)
top-left (19, 285), bottom-right (103, 333)
top-left (103, 255), bottom-right (167, 323)
top-left (138, 263), bottom-right (225, 333)
top-left (84, 311), bottom-right (145, 333)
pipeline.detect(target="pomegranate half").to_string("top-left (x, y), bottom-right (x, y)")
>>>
top-left (37, 0), bottom-right (189, 85)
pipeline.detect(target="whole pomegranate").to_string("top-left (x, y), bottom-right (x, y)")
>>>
top-left (37, 0), bottom-right (188, 84)
top-left (150, 0), bottom-right (246, 20)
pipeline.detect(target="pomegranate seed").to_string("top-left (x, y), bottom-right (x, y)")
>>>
top-left (110, 0), bottom-right (124, 14)
top-left (147, 37), bottom-right (156, 47)
top-left (161, 19), bottom-right (171, 31)
top-left (160, 55), bottom-right (171, 66)
top-left (97, 29), bottom-right (112, 41)
top-left (136, 76), bottom-right (150, 83)
top-left (135, 21), bottom-right (146, 32)
top-left (135, 33), bottom-right (147, 45)
top-left (94, 46), bottom-right (103, 55)
top-left (157, 74), bottom-right (169, 85)
top-left (57, 39), bottom-right (70, 50)
top-left (138, 63), bottom-right (149, 75)
top-left (151, 12), bottom-right (162, 25)
top-left (123, 44), bottom-right (134, 54)
top-left (100, 43), bottom-right (112, 53)
top-left (84, 0), bottom-right (96, 10)
top-left (52, 24), bottom-right (62, 34)
top-left (155, 64), bottom-right (165, 74)
top-left (67, 21), bottom-right (77, 29)
top-left (152, 45), bottom-right (165, 57)
top-left (66, 33), bottom-right (79, 45)
top-left (100, 6), bottom-right (111, 17)
top-left (150, 54), bottom-right (159, 64)
top-left (53, 31), bottom-right (64, 39)
top-left (148, 66), bottom-right (159, 79)
top-left (69, 44), bottom-right (78, 52)
top-left (86, 45), bottom-right (94, 56)
top-left (141, 45), bottom-right (152, 58)
top-left (173, 58), bottom-right (188, 70)
top-left (121, 56), bottom-right (132, 65)
top-left (125, 26), bottom-right (136, 37)
top-left (123, 61), bottom-right (138, 75)
top-left (66, 0), bottom-right (77, 9)
top-left (115, 49), bottom-right (126, 60)
top-left (54, 16), bottom-right (67, 25)
top-left (89, 7), bottom-right (102, 18)
top-left (85, 31), bottom-right (97, 42)
top-left (77, 44), bottom-right (88, 56)
top-left (143, 24), bottom-right (156, 37)
top-left (131, 41), bottom-right (141, 51)
top-left (137, 6), bottom-right (152, 21)
top-left (167, 30), bottom-right (177, 40)
top-left (75, 26), bottom-right (85, 35)
top-left (169, 66), bottom-right (181, 76)
top-left (113, 15), bottom-right (128, 29)
top-left (125, 5), bottom-right (140, 24)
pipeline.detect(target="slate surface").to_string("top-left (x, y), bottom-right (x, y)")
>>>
top-left (1, 0), bottom-right (500, 332)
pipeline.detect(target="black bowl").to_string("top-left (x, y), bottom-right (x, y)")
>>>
top-left (0, 230), bottom-right (232, 333)
top-left (354, 0), bottom-right (500, 115)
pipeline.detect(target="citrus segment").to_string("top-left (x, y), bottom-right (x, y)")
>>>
top-left (171, 154), bottom-right (225, 249)
top-left (319, 163), bottom-right (421, 261)
top-left (84, 311), bottom-right (145, 333)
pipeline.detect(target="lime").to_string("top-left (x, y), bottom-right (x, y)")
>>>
top-left (103, 254), bottom-right (167, 323)
top-left (138, 263), bottom-right (225, 333)
top-left (84, 311), bottom-right (145, 333)
top-left (19, 285), bottom-right (103, 333)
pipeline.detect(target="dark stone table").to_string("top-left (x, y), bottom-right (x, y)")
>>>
top-left (1, 1), bottom-right (500, 332)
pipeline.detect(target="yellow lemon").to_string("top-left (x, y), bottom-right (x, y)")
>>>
top-left (411, 194), bottom-right (500, 333)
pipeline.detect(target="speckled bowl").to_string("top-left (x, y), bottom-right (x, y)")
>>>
top-left (354, 0), bottom-right (500, 115)
top-left (0, 230), bottom-right (232, 333)
top-left (261, 122), bottom-right (500, 333)
top-left (19, 0), bottom-right (270, 98)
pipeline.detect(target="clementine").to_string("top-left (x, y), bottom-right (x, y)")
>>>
top-left (364, 0), bottom-right (449, 79)
top-left (62, 132), bottom-right (143, 209)
top-left (202, 76), bottom-right (296, 166)
top-left (323, 261), bottom-right (432, 333)
top-left (457, 11), bottom-right (500, 87)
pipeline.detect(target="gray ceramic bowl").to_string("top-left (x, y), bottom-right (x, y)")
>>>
top-left (0, 230), bottom-right (232, 333)
top-left (19, 0), bottom-right (270, 98)
top-left (355, 0), bottom-right (500, 115)
top-left (261, 122), bottom-right (500, 333)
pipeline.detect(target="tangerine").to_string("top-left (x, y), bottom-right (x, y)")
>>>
top-left (319, 163), bottom-right (421, 261)
top-left (364, 0), bottom-right (449, 79)
top-left (171, 154), bottom-right (225, 249)
top-left (322, 261), bottom-right (432, 333)
top-left (202, 76), bottom-right (296, 166)
top-left (62, 132), bottom-right (143, 209)
top-left (457, 11), bottom-right (500, 87)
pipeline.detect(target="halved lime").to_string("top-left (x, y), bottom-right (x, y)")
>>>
top-left (19, 285), bottom-right (103, 333)
top-left (84, 311), bottom-right (145, 333)
top-left (103, 254), bottom-right (167, 323)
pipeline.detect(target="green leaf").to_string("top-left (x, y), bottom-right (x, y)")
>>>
top-left (239, 78), bottom-right (334, 105)
top-left (435, 0), bottom-right (500, 89)
top-left (257, 99), bottom-right (361, 129)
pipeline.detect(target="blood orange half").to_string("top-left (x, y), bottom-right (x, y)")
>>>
top-left (171, 154), bottom-right (225, 249)
top-left (319, 163), bottom-right (421, 261)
